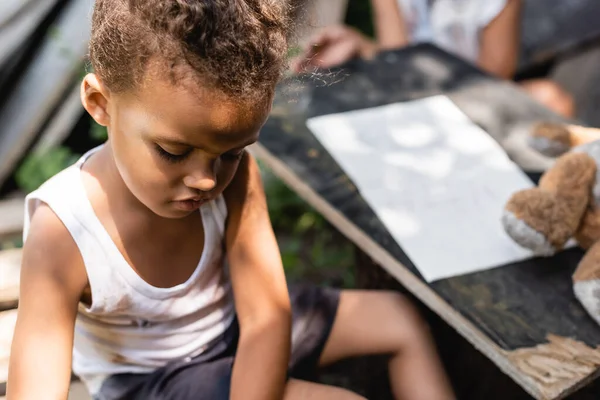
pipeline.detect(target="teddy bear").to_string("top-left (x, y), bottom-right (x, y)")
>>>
top-left (501, 122), bottom-right (600, 326)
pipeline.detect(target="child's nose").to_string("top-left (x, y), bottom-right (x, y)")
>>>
top-left (184, 175), bottom-right (217, 192)
top-left (183, 163), bottom-right (217, 192)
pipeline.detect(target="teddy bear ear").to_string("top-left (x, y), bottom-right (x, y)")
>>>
top-left (573, 245), bottom-right (600, 326)
top-left (501, 210), bottom-right (557, 256)
top-left (528, 122), bottom-right (572, 157)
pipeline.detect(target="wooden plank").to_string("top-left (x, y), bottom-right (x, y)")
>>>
top-left (0, 0), bottom-right (61, 70)
top-left (0, 249), bottom-right (21, 311)
top-left (0, 0), bottom-right (91, 187)
top-left (252, 141), bottom-right (600, 400)
top-left (67, 381), bottom-right (91, 400)
top-left (258, 44), bottom-right (600, 399)
top-left (0, 199), bottom-right (24, 240)
top-left (0, 0), bottom-right (37, 27)
top-left (253, 139), bottom-right (600, 400)
top-left (0, 309), bottom-right (17, 386)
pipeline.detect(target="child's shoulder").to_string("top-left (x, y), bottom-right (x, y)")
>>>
top-left (22, 199), bottom-right (86, 289)
top-left (23, 159), bottom-right (85, 267)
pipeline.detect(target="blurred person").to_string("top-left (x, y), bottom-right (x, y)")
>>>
top-left (293, 0), bottom-right (575, 118)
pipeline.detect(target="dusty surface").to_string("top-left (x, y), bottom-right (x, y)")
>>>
top-left (0, 382), bottom-right (90, 400)
top-left (506, 334), bottom-right (600, 399)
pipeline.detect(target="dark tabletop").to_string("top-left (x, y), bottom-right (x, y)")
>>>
top-left (260, 43), bottom-right (600, 352)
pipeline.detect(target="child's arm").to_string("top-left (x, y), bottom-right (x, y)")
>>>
top-left (478, 0), bottom-right (522, 79)
top-left (224, 152), bottom-right (291, 400)
top-left (291, 25), bottom-right (378, 73)
top-left (7, 204), bottom-right (87, 400)
top-left (371, 0), bottom-right (410, 50)
top-left (291, 0), bottom-right (407, 73)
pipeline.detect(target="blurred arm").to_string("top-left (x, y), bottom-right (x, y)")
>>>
top-left (478, 0), bottom-right (522, 79)
top-left (371, 0), bottom-right (410, 49)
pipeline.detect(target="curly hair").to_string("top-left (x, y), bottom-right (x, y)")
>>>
top-left (89, 0), bottom-right (292, 98)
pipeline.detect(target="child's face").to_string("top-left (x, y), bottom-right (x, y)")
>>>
top-left (82, 73), bottom-right (272, 218)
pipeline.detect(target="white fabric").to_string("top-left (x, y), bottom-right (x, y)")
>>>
top-left (22, 146), bottom-right (235, 395)
top-left (396, 0), bottom-right (508, 62)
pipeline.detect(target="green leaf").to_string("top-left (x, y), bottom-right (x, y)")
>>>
top-left (281, 251), bottom-right (300, 271)
top-left (48, 25), bottom-right (61, 41)
top-left (15, 146), bottom-right (79, 192)
top-left (90, 121), bottom-right (108, 141)
top-left (295, 211), bottom-right (317, 233)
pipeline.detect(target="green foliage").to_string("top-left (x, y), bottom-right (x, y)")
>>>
top-left (0, 235), bottom-right (23, 251)
top-left (262, 166), bottom-right (355, 288)
top-left (90, 121), bottom-right (108, 141)
top-left (263, 170), bottom-right (325, 234)
top-left (48, 25), bottom-right (62, 41)
top-left (345, 0), bottom-right (375, 38)
top-left (14, 118), bottom-right (106, 194)
top-left (15, 146), bottom-right (79, 193)
top-left (49, 23), bottom-right (78, 62)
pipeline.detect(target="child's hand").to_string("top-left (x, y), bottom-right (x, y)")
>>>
top-left (291, 25), bottom-right (378, 73)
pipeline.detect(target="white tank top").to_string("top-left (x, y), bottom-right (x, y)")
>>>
top-left (397, 0), bottom-right (507, 62)
top-left (22, 147), bottom-right (235, 395)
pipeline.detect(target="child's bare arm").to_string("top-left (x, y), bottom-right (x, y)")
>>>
top-left (371, 0), bottom-right (410, 50)
top-left (478, 0), bottom-right (522, 79)
top-left (224, 152), bottom-right (291, 400)
top-left (7, 204), bottom-right (87, 400)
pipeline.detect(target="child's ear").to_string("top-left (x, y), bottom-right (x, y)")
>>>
top-left (80, 73), bottom-right (110, 127)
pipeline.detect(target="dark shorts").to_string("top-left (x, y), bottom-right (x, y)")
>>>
top-left (96, 284), bottom-right (340, 400)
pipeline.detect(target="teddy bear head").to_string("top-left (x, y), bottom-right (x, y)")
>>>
top-left (502, 123), bottom-right (600, 256)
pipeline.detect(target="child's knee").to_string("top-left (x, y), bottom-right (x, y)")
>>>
top-left (380, 291), bottom-right (432, 343)
top-left (522, 79), bottom-right (575, 118)
top-left (284, 379), bottom-right (367, 400)
top-left (541, 82), bottom-right (575, 117)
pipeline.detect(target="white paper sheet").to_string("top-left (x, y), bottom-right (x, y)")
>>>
top-left (306, 95), bottom-right (535, 282)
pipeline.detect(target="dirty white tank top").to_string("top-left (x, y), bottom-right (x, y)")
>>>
top-left (397, 0), bottom-right (507, 62)
top-left (22, 146), bottom-right (235, 395)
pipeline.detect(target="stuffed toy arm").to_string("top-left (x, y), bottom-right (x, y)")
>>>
top-left (529, 122), bottom-right (600, 157)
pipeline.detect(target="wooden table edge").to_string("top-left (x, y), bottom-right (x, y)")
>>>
top-left (250, 142), bottom-right (600, 400)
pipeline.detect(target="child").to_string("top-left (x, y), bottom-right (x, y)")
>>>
top-left (294, 0), bottom-right (574, 119)
top-left (7, 1), bottom-right (454, 399)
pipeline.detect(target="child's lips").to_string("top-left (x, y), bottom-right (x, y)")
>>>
top-left (173, 197), bottom-right (206, 211)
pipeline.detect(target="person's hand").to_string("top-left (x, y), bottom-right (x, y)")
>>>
top-left (291, 25), bottom-right (377, 73)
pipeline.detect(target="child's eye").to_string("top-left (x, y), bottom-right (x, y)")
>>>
top-left (155, 145), bottom-right (190, 163)
top-left (220, 149), bottom-right (245, 162)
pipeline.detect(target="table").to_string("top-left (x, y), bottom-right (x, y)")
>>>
top-left (253, 44), bottom-right (600, 400)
